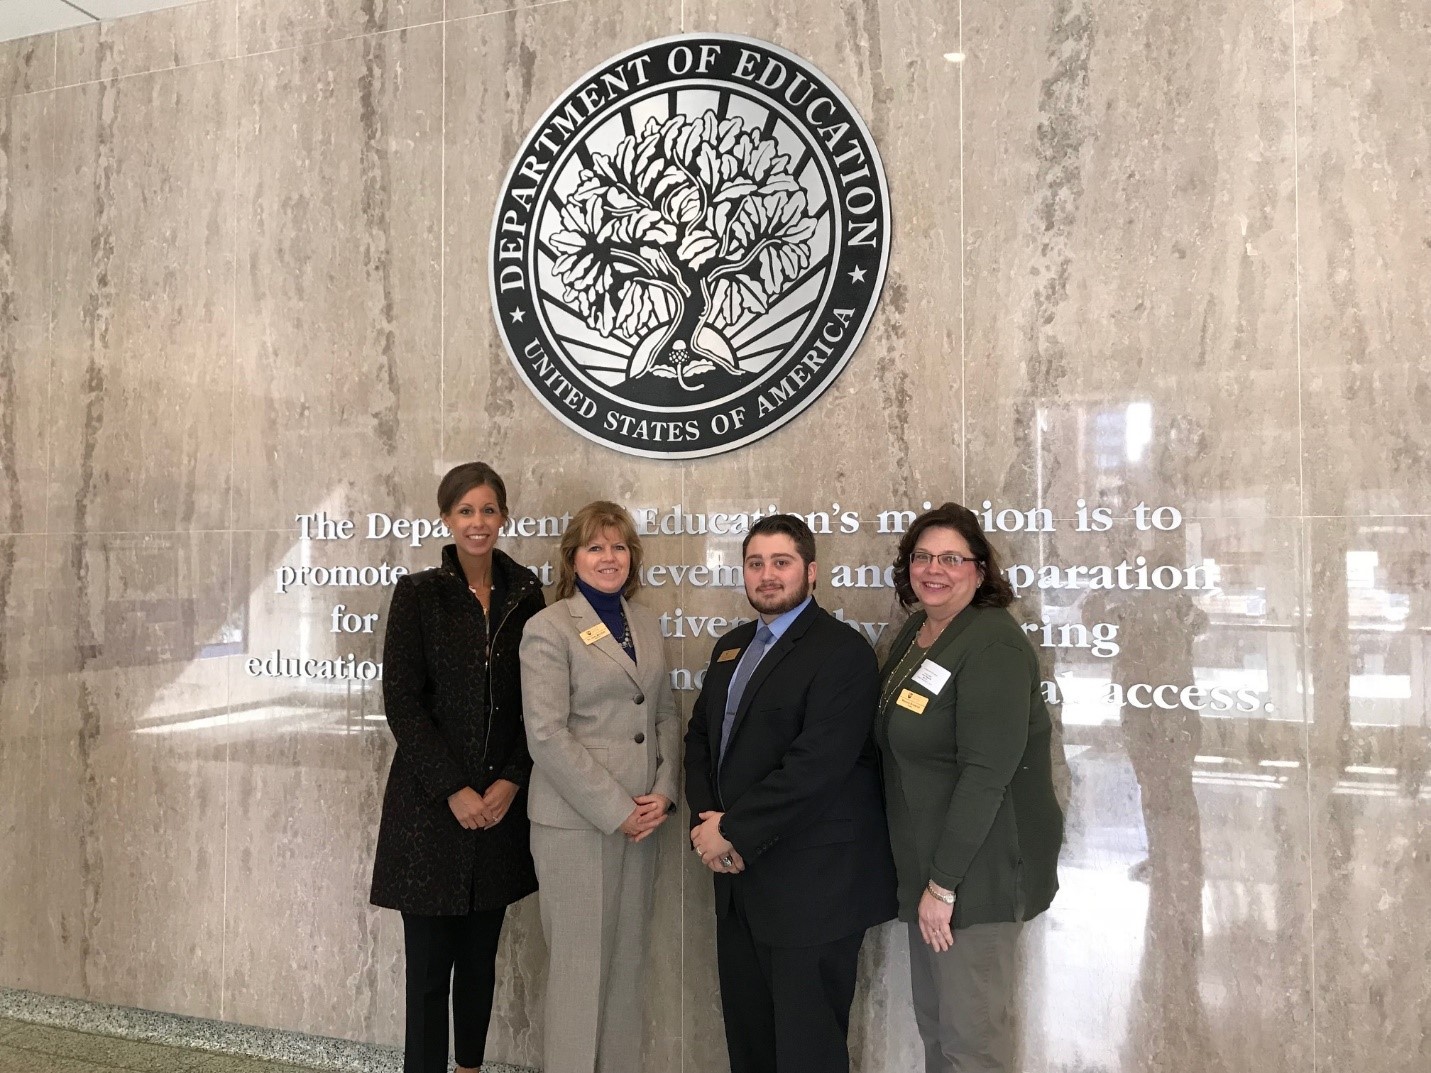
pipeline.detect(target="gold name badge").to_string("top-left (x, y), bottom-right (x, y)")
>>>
top-left (718, 648), bottom-right (742, 663)
top-left (580, 623), bottom-right (612, 645)
top-left (896, 689), bottom-right (929, 714)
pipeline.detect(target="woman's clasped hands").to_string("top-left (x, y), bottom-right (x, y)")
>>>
top-left (620, 794), bottom-right (672, 843)
top-left (447, 779), bottom-right (520, 830)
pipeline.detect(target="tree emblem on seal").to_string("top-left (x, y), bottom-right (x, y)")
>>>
top-left (549, 111), bottom-right (818, 392)
top-left (490, 34), bottom-right (890, 458)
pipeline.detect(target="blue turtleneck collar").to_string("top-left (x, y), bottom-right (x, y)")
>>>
top-left (575, 577), bottom-right (634, 661)
top-left (575, 576), bottom-right (623, 615)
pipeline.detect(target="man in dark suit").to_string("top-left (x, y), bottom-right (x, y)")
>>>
top-left (686, 514), bottom-right (897, 1073)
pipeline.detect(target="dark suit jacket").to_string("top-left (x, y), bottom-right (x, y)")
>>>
top-left (684, 599), bottom-right (897, 948)
top-left (370, 545), bottom-right (545, 915)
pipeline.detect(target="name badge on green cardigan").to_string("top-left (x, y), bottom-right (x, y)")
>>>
top-left (896, 689), bottom-right (929, 714)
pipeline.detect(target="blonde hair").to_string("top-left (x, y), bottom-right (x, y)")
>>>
top-left (554, 501), bottom-right (644, 600)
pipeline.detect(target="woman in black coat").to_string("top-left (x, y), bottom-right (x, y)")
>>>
top-left (370, 462), bottom-right (545, 1073)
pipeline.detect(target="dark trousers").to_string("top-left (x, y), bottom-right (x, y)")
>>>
top-left (715, 887), bottom-right (864, 1073)
top-left (401, 907), bottom-right (507, 1073)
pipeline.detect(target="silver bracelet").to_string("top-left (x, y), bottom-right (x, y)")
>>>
top-left (926, 881), bottom-right (955, 905)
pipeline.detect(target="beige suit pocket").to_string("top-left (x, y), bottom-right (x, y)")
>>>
top-left (528, 763), bottom-right (607, 830)
top-left (601, 743), bottom-right (651, 799)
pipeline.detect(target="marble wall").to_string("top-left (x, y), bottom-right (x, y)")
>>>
top-left (1, 1), bottom-right (1428, 1071)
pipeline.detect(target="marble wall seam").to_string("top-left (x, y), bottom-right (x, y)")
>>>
top-left (1295, 514), bottom-right (1317, 1073)
top-left (49, 57), bottom-right (226, 95)
top-left (220, 18), bottom-right (241, 1028)
top-left (445, 0), bottom-right (590, 30)
top-left (7, 0), bottom-right (646, 101)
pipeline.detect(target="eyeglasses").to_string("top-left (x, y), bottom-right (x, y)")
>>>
top-left (910, 551), bottom-right (982, 569)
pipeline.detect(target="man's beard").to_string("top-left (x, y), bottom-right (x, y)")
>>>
top-left (747, 576), bottom-right (811, 617)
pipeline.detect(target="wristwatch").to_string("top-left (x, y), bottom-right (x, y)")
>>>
top-left (926, 881), bottom-right (956, 905)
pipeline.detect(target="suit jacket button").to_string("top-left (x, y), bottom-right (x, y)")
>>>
top-left (634, 693), bottom-right (645, 704)
top-left (634, 732), bottom-right (646, 744)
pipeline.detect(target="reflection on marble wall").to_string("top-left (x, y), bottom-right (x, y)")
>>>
top-left (1, 0), bottom-right (1427, 1071)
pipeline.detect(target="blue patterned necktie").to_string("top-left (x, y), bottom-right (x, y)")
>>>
top-left (719, 624), bottom-right (775, 763)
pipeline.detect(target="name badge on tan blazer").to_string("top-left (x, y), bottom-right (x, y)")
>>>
top-left (580, 623), bottom-right (611, 645)
top-left (718, 648), bottom-right (742, 663)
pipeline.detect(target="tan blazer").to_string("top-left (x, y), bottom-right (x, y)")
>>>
top-left (520, 593), bottom-right (680, 834)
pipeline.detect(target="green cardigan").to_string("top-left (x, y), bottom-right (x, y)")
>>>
top-left (875, 604), bottom-right (1064, 927)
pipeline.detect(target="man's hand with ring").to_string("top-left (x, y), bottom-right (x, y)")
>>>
top-left (713, 849), bottom-right (745, 873)
top-left (691, 810), bottom-right (732, 861)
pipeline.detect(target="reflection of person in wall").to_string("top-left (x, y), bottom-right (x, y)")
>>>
top-left (876, 503), bottom-right (1064, 1073)
top-left (1094, 573), bottom-right (1207, 882)
top-left (1089, 548), bottom-right (1218, 1070)
top-left (518, 501), bottom-right (678, 1073)
top-left (684, 513), bottom-right (897, 1073)
top-left (370, 462), bottom-right (547, 1073)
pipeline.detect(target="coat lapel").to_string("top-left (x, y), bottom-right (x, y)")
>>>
top-left (877, 605), bottom-right (982, 716)
top-left (706, 622), bottom-right (756, 756)
top-left (878, 614), bottom-right (923, 678)
top-left (568, 594), bottom-right (640, 688)
top-left (919, 604), bottom-right (981, 665)
top-left (628, 599), bottom-right (663, 689)
top-left (723, 600), bottom-right (820, 753)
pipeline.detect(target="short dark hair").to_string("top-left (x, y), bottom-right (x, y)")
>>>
top-left (437, 462), bottom-right (508, 517)
top-left (891, 502), bottom-right (1014, 610)
top-left (742, 513), bottom-right (817, 565)
top-left (555, 500), bottom-right (644, 601)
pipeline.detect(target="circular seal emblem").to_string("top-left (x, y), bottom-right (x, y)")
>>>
top-left (490, 34), bottom-right (890, 458)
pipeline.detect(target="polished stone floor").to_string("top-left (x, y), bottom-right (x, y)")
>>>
top-left (0, 992), bottom-right (535, 1073)
top-left (0, 1017), bottom-right (325, 1073)
top-left (0, 1016), bottom-right (539, 1073)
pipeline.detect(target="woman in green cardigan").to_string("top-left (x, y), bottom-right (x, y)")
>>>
top-left (876, 503), bottom-right (1064, 1073)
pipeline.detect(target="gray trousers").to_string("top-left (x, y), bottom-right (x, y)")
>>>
top-left (907, 920), bottom-right (1023, 1073)
top-left (531, 823), bottom-right (654, 1073)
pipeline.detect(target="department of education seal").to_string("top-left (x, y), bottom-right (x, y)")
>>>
top-left (490, 34), bottom-right (890, 459)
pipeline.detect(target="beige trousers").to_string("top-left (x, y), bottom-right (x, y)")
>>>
top-left (531, 823), bottom-right (655, 1073)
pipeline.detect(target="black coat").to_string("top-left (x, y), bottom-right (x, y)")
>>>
top-left (370, 545), bottom-right (545, 915)
top-left (684, 600), bottom-right (898, 948)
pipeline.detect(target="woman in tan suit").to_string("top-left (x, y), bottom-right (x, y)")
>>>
top-left (519, 500), bottom-right (679, 1073)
